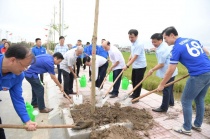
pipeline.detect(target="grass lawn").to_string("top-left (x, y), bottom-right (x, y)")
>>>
top-left (120, 52), bottom-right (210, 104)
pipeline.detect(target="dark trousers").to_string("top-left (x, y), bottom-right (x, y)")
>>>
top-left (25, 77), bottom-right (45, 110)
top-left (96, 61), bottom-right (108, 88)
top-left (62, 70), bottom-right (74, 95)
top-left (161, 76), bottom-right (175, 111)
top-left (83, 57), bottom-right (86, 70)
top-left (57, 64), bottom-right (62, 84)
top-left (39, 74), bottom-right (44, 83)
top-left (89, 66), bottom-right (91, 78)
top-left (131, 67), bottom-right (146, 98)
top-left (111, 69), bottom-right (123, 95)
top-left (0, 117), bottom-right (6, 139)
top-left (76, 58), bottom-right (82, 76)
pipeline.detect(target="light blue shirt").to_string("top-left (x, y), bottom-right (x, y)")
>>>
top-left (156, 43), bottom-right (178, 78)
top-left (54, 44), bottom-right (69, 55)
top-left (131, 40), bottom-right (147, 68)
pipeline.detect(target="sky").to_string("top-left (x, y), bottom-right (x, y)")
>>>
top-left (0, 0), bottom-right (210, 48)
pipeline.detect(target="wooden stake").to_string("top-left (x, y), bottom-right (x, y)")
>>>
top-left (91, 0), bottom-right (99, 114)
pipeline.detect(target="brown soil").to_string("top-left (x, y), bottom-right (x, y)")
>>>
top-left (71, 102), bottom-right (154, 131)
top-left (90, 125), bottom-right (143, 139)
top-left (204, 105), bottom-right (210, 124)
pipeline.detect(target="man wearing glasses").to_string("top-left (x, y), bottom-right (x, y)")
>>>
top-left (0, 44), bottom-right (37, 138)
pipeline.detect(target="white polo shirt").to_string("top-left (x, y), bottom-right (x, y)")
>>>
top-left (108, 46), bottom-right (125, 70)
top-left (90, 55), bottom-right (107, 81)
top-left (60, 48), bottom-right (78, 73)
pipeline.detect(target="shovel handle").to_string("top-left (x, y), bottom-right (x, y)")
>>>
top-left (99, 70), bottom-right (111, 90)
top-left (128, 74), bottom-right (151, 95)
top-left (104, 69), bottom-right (124, 97)
top-left (62, 91), bottom-right (74, 104)
top-left (132, 74), bottom-right (189, 102)
top-left (0, 124), bottom-right (75, 129)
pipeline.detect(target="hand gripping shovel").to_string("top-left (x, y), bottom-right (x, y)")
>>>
top-left (96, 70), bottom-right (111, 96)
top-left (101, 69), bottom-right (125, 106)
top-left (73, 64), bottom-right (83, 105)
top-left (130, 74), bottom-right (189, 104)
top-left (0, 121), bottom-right (93, 130)
top-left (119, 74), bottom-right (151, 102)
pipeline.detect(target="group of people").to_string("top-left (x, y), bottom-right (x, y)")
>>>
top-left (0, 26), bottom-right (210, 138)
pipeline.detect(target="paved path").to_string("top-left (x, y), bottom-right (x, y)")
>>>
top-left (1, 66), bottom-right (210, 139)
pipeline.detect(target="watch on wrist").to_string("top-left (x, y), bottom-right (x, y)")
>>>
top-left (126, 65), bottom-right (129, 68)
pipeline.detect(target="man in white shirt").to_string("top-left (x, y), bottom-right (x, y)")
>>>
top-left (83, 55), bottom-right (107, 88)
top-left (54, 36), bottom-right (69, 84)
top-left (124, 29), bottom-right (147, 103)
top-left (60, 46), bottom-right (83, 97)
top-left (102, 41), bottom-right (125, 98)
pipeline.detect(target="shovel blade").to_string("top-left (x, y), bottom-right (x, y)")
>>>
top-left (73, 95), bottom-right (83, 105)
top-left (101, 95), bottom-right (109, 106)
top-left (72, 120), bottom-right (93, 130)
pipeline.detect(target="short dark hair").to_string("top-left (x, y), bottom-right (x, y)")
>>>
top-left (35, 38), bottom-right (41, 42)
top-left (77, 39), bottom-right (82, 42)
top-left (128, 29), bottom-right (138, 36)
top-left (150, 33), bottom-right (163, 40)
top-left (5, 44), bottom-right (35, 61)
top-left (59, 36), bottom-right (65, 40)
top-left (83, 56), bottom-right (91, 63)
top-left (86, 42), bottom-right (90, 45)
top-left (107, 41), bottom-right (110, 45)
top-left (53, 52), bottom-right (64, 60)
top-left (2, 39), bottom-right (7, 42)
top-left (102, 39), bottom-right (106, 41)
top-left (162, 26), bottom-right (178, 36)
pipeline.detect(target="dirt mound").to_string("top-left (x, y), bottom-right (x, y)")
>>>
top-left (205, 105), bottom-right (210, 124)
top-left (71, 102), bottom-right (154, 130)
top-left (90, 125), bottom-right (143, 139)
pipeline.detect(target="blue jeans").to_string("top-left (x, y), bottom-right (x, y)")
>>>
top-left (181, 72), bottom-right (210, 131)
top-left (25, 77), bottom-right (45, 110)
top-left (111, 69), bottom-right (123, 96)
top-left (161, 76), bottom-right (175, 111)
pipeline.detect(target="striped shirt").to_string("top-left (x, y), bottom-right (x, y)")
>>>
top-left (54, 44), bottom-right (69, 55)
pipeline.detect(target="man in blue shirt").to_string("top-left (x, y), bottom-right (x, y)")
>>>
top-left (31, 38), bottom-right (46, 84)
top-left (157, 26), bottom-right (210, 136)
top-left (0, 44), bottom-right (37, 138)
top-left (124, 29), bottom-right (147, 103)
top-left (0, 39), bottom-right (7, 54)
top-left (25, 53), bottom-right (64, 113)
top-left (148, 33), bottom-right (178, 112)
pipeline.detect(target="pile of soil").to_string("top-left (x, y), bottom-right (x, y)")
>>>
top-left (71, 102), bottom-right (154, 130)
top-left (204, 105), bottom-right (210, 124)
top-left (90, 125), bottom-right (143, 139)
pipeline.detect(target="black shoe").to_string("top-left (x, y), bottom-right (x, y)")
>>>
top-left (110, 94), bottom-right (118, 98)
top-left (89, 78), bottom-right (91, 82)
top-left (109, 92), bottom-right (113, 95)
top-left (152, 107), bottom-right (167, 112)
top-left (0, 99), bottom-right (2, 101)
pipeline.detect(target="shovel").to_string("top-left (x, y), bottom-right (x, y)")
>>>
top-left (73, 64), bottom-right (83, 105)
top-left (96, 70), bottom-right (111, 96)
top-left (101, 69), bottom-right (125, 105)
top-left (130, 74), bottom-right (189, 103)
top-left (62, 91), bottom-right (74, 104)
top-left (0, 121), bottom-right (93, 130)
top-left (119, 74), bottom-right (151, 102)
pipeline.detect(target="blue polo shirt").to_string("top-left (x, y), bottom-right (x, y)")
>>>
top-left (85, 44), bottom-right (100, 56)
top-left (0, 44), bottom-right (4, 54)
top-left (24, 54), bottom-right (55, 78)
top-left (0, 54), bottom-right (30, 123)
top-left (170, 37), bottom-right (210, 76)
top-left (32, 46), bottom-right (46, 56)
top-left (98, 45), bottom-right (108, 59)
